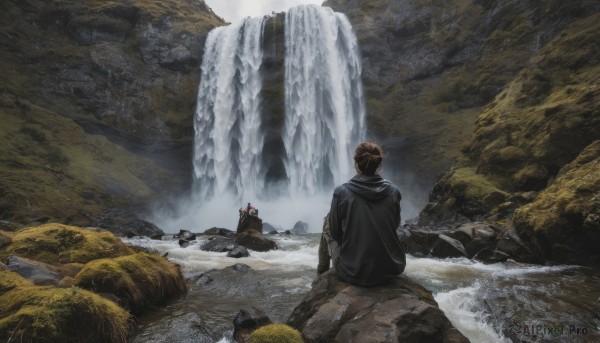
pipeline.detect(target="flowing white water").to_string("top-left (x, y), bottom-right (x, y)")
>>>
top-left (127, 237), bottom-right (600, 343)
top-left (160, 5), bottom-right (366, 233)
top-left (284, 5), bottom-right (366, 193)
top-left (194, 17), bottom-right (266, 201)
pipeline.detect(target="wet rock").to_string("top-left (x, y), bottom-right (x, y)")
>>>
top-left (473, 248), bottom-right (510, 264)
top-left (230, 263), bottom-right (252, 272)
top-left (237, 215), bottom-right (263, 234)
top-left (397, 227), bottom-right (429, 257)
top-left (203, 227), bottom-right (233, 236)
top-left (178, 239), bottom-right (190, 248)
top-left (262, 222), bottom-right (279, 234)
top-left (235, 232), bottom-right (277, 252)
top-left (7, 256), bottom-right (62, 286)
top-left (291, 221), bottom-right (309, 235)
top-left (287, 270), bottom-right (470, 343)
top-left (227, 245), bottom-right (250, 258)
top-left (174, 229), bottom-right (196, 241)
top-left (97, 209), bottom-right (164, 238)
top-left (431, 234), bottom-right (468, 258)
top-left (233, 306), bottom-right (273, 343)
top-left (448, 222), bottom-right (499, 257)
top-left (496, 226), bottom-right (541, 264)
top-left (201, 236), bottom-right (236, 253)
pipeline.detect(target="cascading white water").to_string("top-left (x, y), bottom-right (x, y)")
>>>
top-left (179, 5), bottom-right (367, 232)
top-left (194, 17), bottom-right (266, 201)
top-left (194, 5), bottom-right (365, 202)
top-left (284, 5), bottom-right (366, 193)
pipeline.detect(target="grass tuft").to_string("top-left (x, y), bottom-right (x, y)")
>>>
top-left (75, 252), bottom-right (187, 315)
top-left (0, 270), bottom-right (131, 343)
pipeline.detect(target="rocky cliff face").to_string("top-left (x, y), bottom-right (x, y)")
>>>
top-left (324, 0), bottom-right (598, 201)
top-left (325, 0), bottom-right (600, 265)
top-left (0, 0), bottom-right (224, 224)
top-left (416, 8), bottom-right (599, 264)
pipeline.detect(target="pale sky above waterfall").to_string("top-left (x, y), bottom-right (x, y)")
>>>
top-left (205, 0), bottom-right (325, 23)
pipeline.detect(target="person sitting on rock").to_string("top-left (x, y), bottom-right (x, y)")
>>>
top-left (317, 141), bottom-right (406, 287)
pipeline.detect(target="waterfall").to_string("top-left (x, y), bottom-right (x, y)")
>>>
top-left (193, 4), bottom-right (365, 208)
top-left (284, 5), bottom-right (366, 194)
top-left (194, 17), bottom-right (267, 201)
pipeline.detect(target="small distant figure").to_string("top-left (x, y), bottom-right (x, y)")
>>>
top-left (318, 141), bottom-right (406, 287)
top-left (239, 202), bottom-right (258, 218)
top-left (237, 202), bottom-right (263, 234)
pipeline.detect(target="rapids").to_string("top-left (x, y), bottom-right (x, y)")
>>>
top-left (126, 235), bottom-right (600, 343)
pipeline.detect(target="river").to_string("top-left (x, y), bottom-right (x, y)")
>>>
top-left (124, 234), bottom-right (600, 343)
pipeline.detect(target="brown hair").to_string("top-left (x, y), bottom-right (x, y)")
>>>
top-left (353, 141), bottom-right (383, 175)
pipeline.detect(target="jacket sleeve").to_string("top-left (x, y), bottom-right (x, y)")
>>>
top-left (329, 188), bottom-right (343, 242)
top-left (395, 189), bottom-right (402, 229)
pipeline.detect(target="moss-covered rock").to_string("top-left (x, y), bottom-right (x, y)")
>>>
top-left (420, 11), bottom-right (600, 233)
top-left (6, 223), bottom-right (133, 264)
top-left (513, 141), bottom-right (600, 265)
top-left (249, 324), bottom-right (303, 343)
top-left (75, 252), bottom-right (187, 314)
top-left (0, 270), bottom-right (131, 343)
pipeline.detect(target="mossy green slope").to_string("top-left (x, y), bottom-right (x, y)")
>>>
top-left (419, 12), bottom-right (600, 264)
top-left (0, 0), bottom-right (225, 225)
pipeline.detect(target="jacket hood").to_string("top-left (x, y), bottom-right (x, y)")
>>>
top-left (343, 174), bottom-right (394, 200)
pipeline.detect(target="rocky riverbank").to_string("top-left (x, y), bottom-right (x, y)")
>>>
top-left (0, 223), bottom-right (187, 342)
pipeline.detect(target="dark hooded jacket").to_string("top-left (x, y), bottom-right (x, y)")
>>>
top-left (329, 174), bottom-right (406, 286)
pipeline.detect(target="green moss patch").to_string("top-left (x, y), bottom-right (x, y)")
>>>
top-left (249, 324), bottom-right (304, 343)
top-left (75, 252), bottom-right (187, 314)
top-left (514, 141), bottom-right (600, 265)
top-left (6, 223), bottom-right (133, 264)
top-left (0, 270), bottom-right (131, 343)
top-left (449, 167), bottom-right (508, 205)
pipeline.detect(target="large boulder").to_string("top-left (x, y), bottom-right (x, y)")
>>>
top-left (237, 215), bottom-right (263, 234)
top-left (291, 221), bottom-right (309, 235)
top-left (174, 229), bottom-right (196, 241)
top-left (288, 270), bottom-right (470, 343)
top-left (201, 236), bottom-right (237, 253)
top-left (97, 209), bottom-right (164, 238)
top-left (431, 234), bottom-right (468, 258)
top-left (235, 232), bottom-right (277, 252)
top-left (227, 246), bottom-right (250, 258)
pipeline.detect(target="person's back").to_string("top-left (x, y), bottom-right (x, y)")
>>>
top-left (321, 141), bottom-right (406, 287)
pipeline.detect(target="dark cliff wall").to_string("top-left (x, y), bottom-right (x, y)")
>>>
top-left (324, 0), bottom-right (597, 197)
top-left (0, 0), bottom-right (225, 224)
top-left (325, 0), bottom-right (600, 264)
